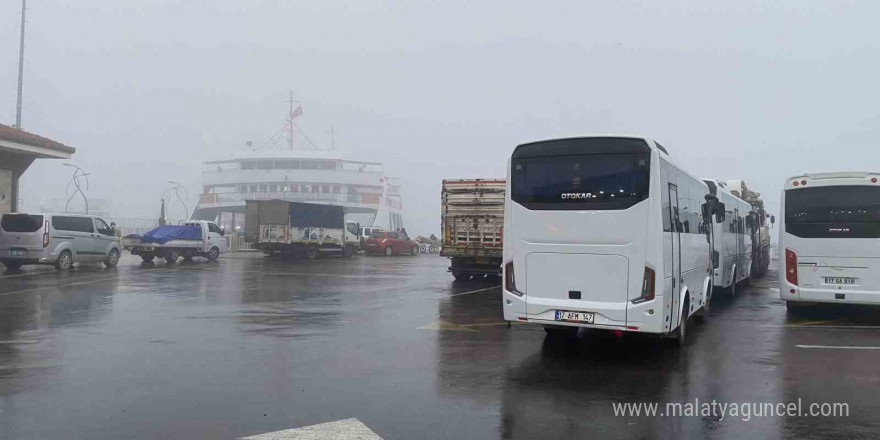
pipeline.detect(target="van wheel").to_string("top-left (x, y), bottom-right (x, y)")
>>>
top-left (182, 250), bottom-right (196, 261)
top-left (342, 245), bottom-right (354, 258)
top-left (55, 250), bottom-right (73, 271)
top-left (165, 250), bottom-right (179, 264)
top-left (306, 245), bottom-right (319, 260)
top-left (206, 247), bottom-right (220, 261)
top-left (3, 261), bottom-right (23, 270)
top-left (141, 253), bottom-right (155, 262)
top-left (384, 246), bottom-right (393, 257)
top-left (104, 248), bottom-right (120, 267)
top-left (411, 245), bottom-right (420, 256)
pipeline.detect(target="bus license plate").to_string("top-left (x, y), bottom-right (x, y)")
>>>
top-left (825, 277), bottom-right (856, 285)
top-left (555, 310), bottom-right (594, 323)
top-left (9, 250), bottom-right (26, 257)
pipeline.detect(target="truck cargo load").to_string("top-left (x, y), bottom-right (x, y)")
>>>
top-left (440, 178), bottom-right (505, 280)
top-left (246, 200), bottom-right (358, 259)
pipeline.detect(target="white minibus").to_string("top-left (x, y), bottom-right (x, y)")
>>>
top-left (702, 179), bottom-right (753, 297)
top-left (502, 136), bottom-right (721, 345)
top-left (779, 172), bottom-right (880, 308)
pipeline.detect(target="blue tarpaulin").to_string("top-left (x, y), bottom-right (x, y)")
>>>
top-left (140, 225), bottom-right (203, 244)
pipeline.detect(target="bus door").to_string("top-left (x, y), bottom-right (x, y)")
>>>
top-left (668, 184), bottom-right (682, 329)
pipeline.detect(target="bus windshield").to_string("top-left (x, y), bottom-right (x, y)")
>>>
top-left (785, 185), bottom-right (880, 238)
top-left (511, 153), bottom-right (650, 210)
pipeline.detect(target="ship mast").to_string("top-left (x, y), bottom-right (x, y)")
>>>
top-left (287, 90), bottom-right (295, 150)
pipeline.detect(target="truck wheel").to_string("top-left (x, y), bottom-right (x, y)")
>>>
top-left (410, 245), bottom-right (420, 256)
top-left (384, 246), bottom-right (393, 257)
top-left (165, 250), bottom-right (179, 264)
top-left (182, 250), bottom-right (195, 261)
top-left (306, 245), bottom-right (319, 260)
top-left (55, 250), bottom-right (73, 271)
top-left (342, 245), bottom-right (354, 258)
top-left (141, 253), bottom-right (155, 262)
top-left (104, 248), bottom-right (120, 268)
top-left (206, 247), bottom-right (220, 261)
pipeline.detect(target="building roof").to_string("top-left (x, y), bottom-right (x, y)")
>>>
top-left (0, 123), bottom-right (76, 156)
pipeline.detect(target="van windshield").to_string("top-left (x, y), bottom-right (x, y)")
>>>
top-left (1, 214), bottom-right (44, 233)
top-left (785, 186), bottom-right (880, 238)
top-left (511, 153), bottom-right (650, 210)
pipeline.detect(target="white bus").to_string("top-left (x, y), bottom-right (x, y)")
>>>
top-left (779, 172), bottom-right (880, 309)
top-left (702, 179), bottom-right (753, 297)
top-left (502, 136), bottom-right (722, 345)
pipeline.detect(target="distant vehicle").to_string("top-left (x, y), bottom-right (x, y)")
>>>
top-left (503, 136), bottom-right (721, 346)
top-left (779, 172), bottom-right (880, 309)
top-left (364, 231), bottom-right (420, 256)
top-left (725, 180), bottom-right (775, 278)
top-left (0, 213), bottom-right (121, 270)
top-left (360, 226), bottom-right (384, 250)
top-left (440, 179), bottom-right (505, 280)
top-left (245, 200), bottom-right (359, 259)
top-left (702, 179), bottom-right (753, 296)
top-left (126, 220), bottom-right (227, 263)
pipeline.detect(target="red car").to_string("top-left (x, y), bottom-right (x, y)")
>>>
top-left (365, 231), bottom-right (420, 256)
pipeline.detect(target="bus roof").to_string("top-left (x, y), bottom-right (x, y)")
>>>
top-left (512, 135), bottom-right (669, 159)
top-left (784, 171), bottom-right (880, 190)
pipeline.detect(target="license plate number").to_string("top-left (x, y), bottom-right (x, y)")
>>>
top-left (555, 310), bottom-right (594, 323)
top-left (825, 277), bottom-right (856, 285)
top-left (9, 250), bottom-right (26, 257)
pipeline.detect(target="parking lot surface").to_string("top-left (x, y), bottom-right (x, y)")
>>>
top-left (1, 253), bottom-right (879, 439)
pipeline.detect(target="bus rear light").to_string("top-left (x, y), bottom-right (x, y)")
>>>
top-left (633, 267), bottom-right (655, 304)
top-left (872, 177), bottom-right (878, 183)
top-left (801, 180), bottom-right (807, 186)
top-left (42, 220), bottom-right (49, 248)
top-left (785, 248), bottom-right (798, 286)
top-left (504, 261), bottom-right (523, 296)
top-left (792, 181), bottom-right (799, 187)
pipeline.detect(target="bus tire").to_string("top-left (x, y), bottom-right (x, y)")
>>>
top-left (342, 245), bottom-right (354, 258)
top-left (674, 296), bottom-right (689, 347)
top-left (695, 284), bottom-right (711, 323)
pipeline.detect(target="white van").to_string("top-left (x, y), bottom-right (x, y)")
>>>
top-left (0, 213), bottom-right (121, 270)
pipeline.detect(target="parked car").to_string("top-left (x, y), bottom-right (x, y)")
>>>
top-left (0, 213), bottom-right (121, 270)
top-left (359, 226), bottom-right (385, 250)
top-left (364, 231), bottom-right (420, 256)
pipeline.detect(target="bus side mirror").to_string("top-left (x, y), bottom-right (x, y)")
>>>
top-left (715, 202), bottom-right (726, 223)
top-left (701, 202), bottom-right (712, 221)
top-left (771, 215), bottom-right (776, 224)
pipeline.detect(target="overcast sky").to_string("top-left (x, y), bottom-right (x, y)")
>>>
top-left (2, 0), bottom-right (879, 234)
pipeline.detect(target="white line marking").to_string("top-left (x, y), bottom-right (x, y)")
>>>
top-left (796, 345), bottom-right (880, 350)
top-left (763, 325), bottom-right (880, 329)
top-left (241, 418), bottom-right (383, 440)
top-left (448, 285), bottom-right (501, 297)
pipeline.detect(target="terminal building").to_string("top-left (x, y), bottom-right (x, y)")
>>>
top-left (0, 123), bottom-right (76, 214)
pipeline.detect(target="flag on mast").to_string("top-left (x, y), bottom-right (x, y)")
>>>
top-left (291, 105), bottom-right (303, 119)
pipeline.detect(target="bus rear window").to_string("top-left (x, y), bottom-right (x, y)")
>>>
top-left (511, 153), bottom-right (650, 210)
top-left (785, 186), bottom-right (880, 238)
top-left (1, 214), bottom-right (44, 233)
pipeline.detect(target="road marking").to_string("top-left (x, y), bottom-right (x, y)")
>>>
top-left (763, 325), bottom-right (880, 329)
top-left (418, 320), bottom-right (478, 332)
top-left (796, 345), bottom-right (880, 350)
top-left (448, 285), bottom-right (500, 297)
top-left (241, 418), bottom-right (383, 440)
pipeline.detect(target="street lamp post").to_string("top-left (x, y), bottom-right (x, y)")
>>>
top-left (164, 181), bottom-right (190, 221)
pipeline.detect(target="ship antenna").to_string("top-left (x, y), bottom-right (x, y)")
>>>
top-left (287, 90), bottom-right (296, 150)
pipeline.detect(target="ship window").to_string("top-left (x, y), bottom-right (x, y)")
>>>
top-left (241, 160), bottom-right (257, 170)
top-left (276, 160), bottom-right (299, 169)
top-left (259, 185), bottom-right (267, 192)
top-left (301, 160), bottom-right (318, 170)
top-left (311, 185), bottom-right (318, 193)
top-left (270, 184), bottom-right (278, 192)
top-left (322, 185), bottom-right (330, 193)
top-left (257, 160), bottom-right (273, 170)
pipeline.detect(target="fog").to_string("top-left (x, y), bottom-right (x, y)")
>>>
top-left (2, 0), bottom-right (879, 235)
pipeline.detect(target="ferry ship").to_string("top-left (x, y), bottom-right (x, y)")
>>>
top-left (191, 100), bottom-right (404, 232)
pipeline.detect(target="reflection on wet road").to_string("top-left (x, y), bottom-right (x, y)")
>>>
top-left (1, 255), bottom-right (879, 439)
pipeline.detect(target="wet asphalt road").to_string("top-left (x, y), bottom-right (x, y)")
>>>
top-left (1, 253), bottom-right (879, 440)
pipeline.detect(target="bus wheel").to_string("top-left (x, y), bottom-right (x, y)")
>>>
top-left (453, 272), bottom-right (470, 282)
top-left (674, 297), bottom-right (689, 347)
top-left (695, 286), bottom-right (711, 323)
top-left (342, 245), bottom-right (354, 258)
top-left (728, 271), bottom-right (737, 298)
